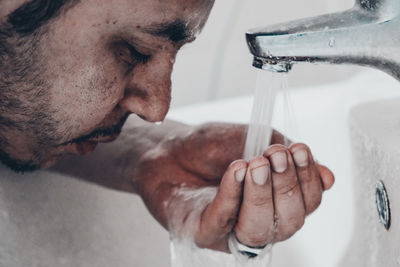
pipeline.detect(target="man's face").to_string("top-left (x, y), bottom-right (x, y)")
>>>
top-left (0, 0), bottom-right (214, 171)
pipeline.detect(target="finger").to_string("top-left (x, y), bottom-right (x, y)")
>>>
top-left (316, 164), bottom-right (335, 190)
top-left (195, 160), bottom-right (247, 251)
top-left (264, 145), bottom-right (306, 242)
top-left (234, 156), bottom-right (275, 247)
top-left (289, 143), bottom-right (323, 215)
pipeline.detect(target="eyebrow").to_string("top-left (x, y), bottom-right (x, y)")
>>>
top-left (142, 20), bottom-right (192, 43)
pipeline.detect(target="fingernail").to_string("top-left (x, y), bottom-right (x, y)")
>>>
top-left (251, 165), bottom-right (269, 186)
top-left (235, 168), bottom-right (246, 183)
top-left (293, 149), bottom-right (308, 167)
top-left (270, 151), bottom-right (287, 173)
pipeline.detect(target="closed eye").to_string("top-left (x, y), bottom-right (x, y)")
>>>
top-left (115, 40), bottom-right (151, 66)
top-left (125, 42), bottom-right (151, 64)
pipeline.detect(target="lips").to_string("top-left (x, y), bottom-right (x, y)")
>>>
top-left (84, 132), bottom-right (120, 143)
top-left (60, 113), bottom-right (129, 156)
top-left (62, 132), bottom-right (121, 156)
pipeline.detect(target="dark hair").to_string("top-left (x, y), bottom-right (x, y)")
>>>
top-left (7, 0), bottom-right (74, 35)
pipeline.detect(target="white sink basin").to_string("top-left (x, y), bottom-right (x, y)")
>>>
top-left (341, 97), bottom-right (400, 267)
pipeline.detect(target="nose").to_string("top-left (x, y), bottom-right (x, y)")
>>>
top-left (119, 55), bottom-right (174, 122)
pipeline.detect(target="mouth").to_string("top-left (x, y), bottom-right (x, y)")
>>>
top-left (81, 132), bottom-right (121, 143)
top-left (60, 113), bottom-right (130, 154)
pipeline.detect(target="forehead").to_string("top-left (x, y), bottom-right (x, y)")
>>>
top-left (73, 0), bottom-right (214, 29)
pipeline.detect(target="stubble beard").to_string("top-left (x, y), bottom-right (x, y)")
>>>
top-left (0, 25), bottom-right (63, 173)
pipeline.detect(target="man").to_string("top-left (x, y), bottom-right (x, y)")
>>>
top-left (0, 0), bottom-right (334, 265)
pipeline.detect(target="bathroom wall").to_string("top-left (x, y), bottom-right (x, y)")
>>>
top-left (171, 0), bottom-right (359, 107)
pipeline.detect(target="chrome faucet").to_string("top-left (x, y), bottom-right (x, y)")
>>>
top-left (246, 0), bottom-right (400, 80)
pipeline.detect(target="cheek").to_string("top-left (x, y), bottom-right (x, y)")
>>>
top-left (41, 7), bottom-right (129, 139)
top-left (50, 57), bottom-right (125, 136)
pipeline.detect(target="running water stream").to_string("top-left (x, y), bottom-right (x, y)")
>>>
top-left (244, 71), bottom-right (289, 160)
top-left (169, 71), bottom-right (290, 267)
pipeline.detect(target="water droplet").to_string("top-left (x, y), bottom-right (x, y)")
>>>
top-left (287, 190), bottom-right (293, 197)
top-left (155, 121), bottom-right (163, 125)
top-left (329, 37), bottom-right (336, 48)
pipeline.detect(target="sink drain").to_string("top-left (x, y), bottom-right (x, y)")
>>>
top-left (376, 180), bottom-right (391, 230)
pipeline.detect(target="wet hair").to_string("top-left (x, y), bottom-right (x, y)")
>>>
top-left (7, 0), bottom-right (74, 35)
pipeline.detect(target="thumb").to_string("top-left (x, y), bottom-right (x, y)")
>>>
top-left (194, 160), bottom-right (247, 252)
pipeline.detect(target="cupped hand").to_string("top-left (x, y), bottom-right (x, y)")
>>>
top-left (133, 122), bottom-right (334, 253)
top-left (195, 143), bottom-right (334, 252)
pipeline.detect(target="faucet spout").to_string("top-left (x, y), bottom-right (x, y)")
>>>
top-left (246, 0), bottom-right (400, 80)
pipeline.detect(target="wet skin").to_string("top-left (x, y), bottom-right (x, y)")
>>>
top-left (131, 122), bottom-right (334, 252)
top-left (2, 0), bottom-right (334, 253)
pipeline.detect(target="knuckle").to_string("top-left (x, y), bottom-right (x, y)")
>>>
top-left (248, 194), bottom-right (273, 207)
